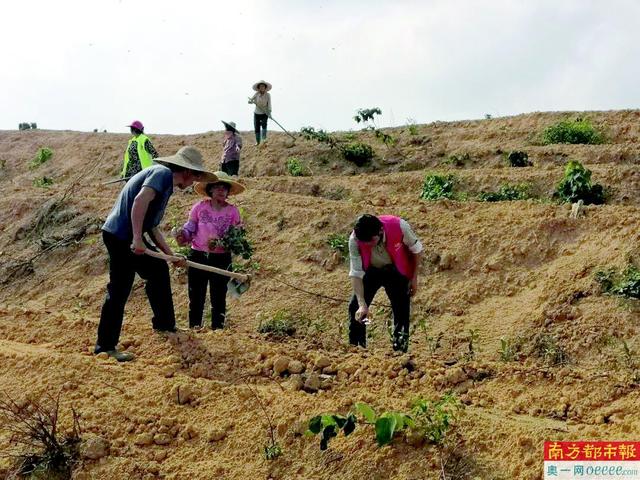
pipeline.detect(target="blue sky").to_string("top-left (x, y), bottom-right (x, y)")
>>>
top-left (2, 0), bottom-right (639, 134)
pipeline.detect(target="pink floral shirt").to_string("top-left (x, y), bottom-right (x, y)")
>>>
top-left (181, 200), bottom-right (242, 253)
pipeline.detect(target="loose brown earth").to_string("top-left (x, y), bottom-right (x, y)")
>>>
top-left (1, 110), bottom-right (640, 479)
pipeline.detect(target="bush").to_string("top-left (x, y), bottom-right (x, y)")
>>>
top-left (300, 127), bottom-right (338, 149)
top-left (209, 225), bottom-right (253, 259)
top-left (596, 265), bottom-right (640, 299)
top-left (19, 123), bottom-right (31, 130)
top-left (31, 122), bottom-right (37, 129)
top-left (286, 157), bottom-right (305, 176)
top-left (340, 142), bottom-right (373, 166)
top-left (29, 147), bottom-right (53, 170)
top-left (257, 310), bottom-right (297, 337)
top-left (554, 160), bottom-right (605, 205)
top-left (542, 118), bottom-right (604, 145)
top-left (420, 174), bottom-right (456, 201)
top-left (478, 183), bottom-right (532, 202)
top-left (33, 176), bottom-right (54, 188)
top-left (507, 151), bottom-right (532, 167)
top-left (409, 393), bottom-right (463, 444)
top-left (327, 233), bottom-right (349, 259)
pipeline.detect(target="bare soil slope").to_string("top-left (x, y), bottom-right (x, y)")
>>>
top-left (1, 110), bottom-right (640, 480)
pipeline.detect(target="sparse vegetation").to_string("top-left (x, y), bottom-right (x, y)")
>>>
top-left (327, 233), bottom-right (349, 259)
top-left (33, 176), bottom-right (54, 188)
top-left (19, 122), bottom-right (37, 130)
top-left (307, 394), bottom-right (462, 450)
top-left (596, 264), bottom-right (640, 299)
top-left (257, 310), bottom-right (297, 337)
top-left (507, 151), bottom-right (532, 167)
top-left (533, 333), bottom-right (568, 366)
top-left (285, 157), bottom-right (306, 176)
top-left (478, 183), bottom-right (533, 202)
top-left (464, 329), bottom-right (479, 361)
top-left (554, 160), bottom-right (605, 205)
top-left (420, 174), bottom-right (456, 201)
top-left (498, 337), bottom-right (521, 362)
top-left (406, 118), bottom-right (418, 135)
top-left (29, 147), bottom-right (53, 169)
top-left (0, 392), bottom-right (82, 479)
top-left (444, 153), bottom-right (470, 167)
top-left (300, 127), bottom-right (339, 149)
top-left (341, 142), bottom-right (374, 166)
top-left (542, 118), bottom-right (604, 145)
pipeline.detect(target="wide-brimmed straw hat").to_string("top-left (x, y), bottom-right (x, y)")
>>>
top-left (221, 120), bottom-right (238, 133)
top-left (252, 80), bottom-right (272, 91)
top-left (154, 146), bottom-right (218, 182)
top-left (194, 171), bottom-right (246, 197)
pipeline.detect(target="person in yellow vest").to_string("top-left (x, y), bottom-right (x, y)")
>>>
top-left (121, 120), bottom-right (159, 178)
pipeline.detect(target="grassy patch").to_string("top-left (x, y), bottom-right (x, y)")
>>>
top-left (478, 183), bottom-right (533, 202)
top-left (542, 118), bottom-right (604, 145)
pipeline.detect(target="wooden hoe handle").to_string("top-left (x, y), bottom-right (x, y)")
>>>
top-left (144, 249), bottom-right (251, 283)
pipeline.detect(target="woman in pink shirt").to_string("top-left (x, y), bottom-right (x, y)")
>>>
top-left (175, 172), bottom-right (245, 329)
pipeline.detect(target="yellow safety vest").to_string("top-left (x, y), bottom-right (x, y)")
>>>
top-left (121, 134), bottom-right (153, 177)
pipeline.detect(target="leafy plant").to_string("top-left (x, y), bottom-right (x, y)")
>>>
top-left (542, 118), bottom-right (604, 145)
top-left (420, 174), bottom-right (456, 201)
top-left (410, 393), bottom-right (462, 444)
top-left (307, 413), bottom-right (357, 450)
top-left (300, 127), bottom-right (339, 149)
top-left (498, 337), bottom-right (519, 362)
top-left (354, 107), bottom-right (382, 124)
top-left (33, 176), bottom-right (54, 188)
top-left (209, 225), bottom-right (254, 259)
top-left (554, 160), bottom-right (605, 205)
top-left (29, 147), bottom-right (53, 169)
top-left (327, 233), bottom-right (349, 259)
top-left (596, 264), bottom-right (640, 299)
top-left (340, 142), bottom-right (373, 166)
top-left (286, 157), bottom-right (306, 176)
top-left (257, 310), bottom-right (297, 337)
top-left (0, 392), bottom-right (82, 479)
top-left (406, 118), bottom-right (418, 136)
top-left (464, 329), bottom-right (479, 361)
top-left (507, 151), bottom-right (532, 167)
top-left (478, 183), bottom-right (532, 202)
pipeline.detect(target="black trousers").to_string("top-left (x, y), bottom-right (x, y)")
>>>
top-left (188, 250), bottom-right (232, 329)
top-left (96, 231), bottom-right (176, 352)
top-left (254, 113), bottom-right (268, 143)
top-left (220, 160), bottom-right (239, 176)
top-left (348, 265), bottom-right (411, 352)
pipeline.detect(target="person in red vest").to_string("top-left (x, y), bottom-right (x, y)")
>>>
top-left (348, 214), bottom-right (423, 352)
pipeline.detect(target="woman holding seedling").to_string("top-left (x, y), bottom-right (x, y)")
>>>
top-left (175, 172), bottom-right (248, 329)
top-left (248, 80), bottom-right (272, 145)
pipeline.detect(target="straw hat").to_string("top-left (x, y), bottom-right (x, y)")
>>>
top-left (154, 146), bottom-right (218, 182)
top-left (222, 120), bottom-right (238, 133)
top-left (252, 80), bottom-right (272, 91)
top-left (194, 171), bottom-right (246, 197)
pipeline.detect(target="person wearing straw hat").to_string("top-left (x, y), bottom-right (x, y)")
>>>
top-left (248, 80), bottom-right (272, 145)
top-left (174, 172), bottom-right (246, 330)
top-left (220, 120), bottom-right (243, 176)
top-left (95, 146), bottom-right (218, 362)
top-left (121, 120), bottom-right (159, 178)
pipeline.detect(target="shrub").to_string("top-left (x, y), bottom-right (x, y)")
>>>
top-left (33, 176), bottom-right (54, 188)
top-left (340, 142), bottom-right (373, 166)
top-left (31, 123), bottom-right (38, 129)
top-left (420, 174), bottom-right (456, 201)
top-left (596, 265), bottom-right (640, 299)
top-left (507, 151), bottom-right (532, 167)
top-left (300, 127), bottom-right (338, 149)
top-left (257, 310), bottom-right (297, 337)
top-left (327, 233), bottom-right (349, 259)
top-left (542, 118), bottom-right (604, 145)
top-left (19, 123), bottom-right (31, 130)
top-left (554, 160), bottom-right (605, 205)
top-left (0, 392), bottom-right (82, 479)
top-left (29, 147), bottom-right (53, 169)
top-left (209, 225), bottom-right (254, 259)
top-left (478, 183), bottom-right (532, 202)
top-left (409, 393), bottom-right (462, 444)
top-left (286, 157), bottom-right (305, 176)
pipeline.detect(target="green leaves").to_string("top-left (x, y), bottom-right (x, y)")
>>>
top-left (542, 118), bottom-right (604, 145)
top-left (29, 147), bottom-right (53, 170)
top-left (327, 233), bottom-right (349, 259)
top-left (307, 413), bottom-right (358, 450)
top-left (286, 157), bottom-right (306, 176)
top-left (210, 225), bottom-right (254, 259)
top-left (420, 174), bottom-right (456, 201)
top-left (477, 183), bottom-right (532, 202)
top-left (554, 160), bottom-right (605, 205)
top-left (354, 402), bottom-right (377, 423)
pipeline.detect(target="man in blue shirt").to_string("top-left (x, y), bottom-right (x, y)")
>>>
top-left (96, 146), bottom-right (218, 362)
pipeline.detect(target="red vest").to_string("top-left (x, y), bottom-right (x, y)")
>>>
top-left (356, 215), bottom-right (414, 279)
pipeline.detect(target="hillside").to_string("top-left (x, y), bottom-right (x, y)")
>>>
top-left (1, 110), bottom-right (640, 479)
